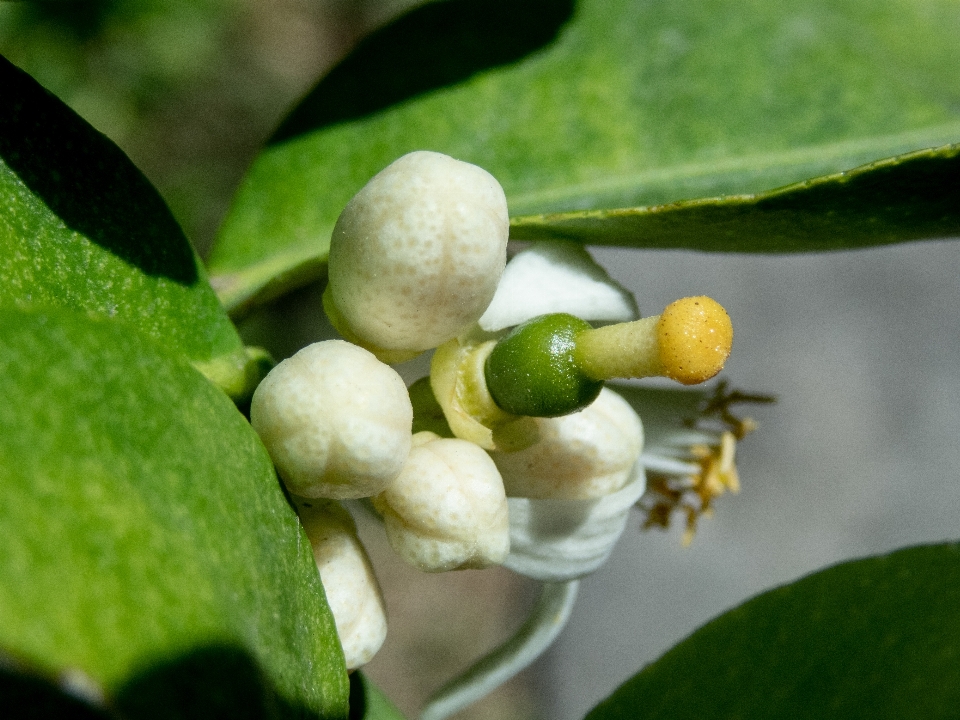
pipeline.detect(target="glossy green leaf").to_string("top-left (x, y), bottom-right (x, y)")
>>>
top-left (585, 542), bottom-right (960, 720)
top-left (0, 306), bottom-right (348, 719)
top-left (511, 144), bottom-right (960, 251)
top-left (0, 54), bottom-right (260, 400)
top-left (349, 673), bottom-right (407, 720)
top-left (209, 0), bottom-right (960, 315)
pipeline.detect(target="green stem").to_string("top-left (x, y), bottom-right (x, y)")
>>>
top-left (419, 580), bottom-right (580, 720)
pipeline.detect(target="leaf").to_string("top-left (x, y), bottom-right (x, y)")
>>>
top-left (0, 306), bottom-right (348, 719)
top-left (349, 673), bottom-right (407, 720)
top-left (208, 0), bottom-right (960, 316)
top-left (511, 144), bottom-right (960, 251)
top-left (0, 54), bottom-right (260, 400)
top-left (584, 542), bottom-right (960, 720)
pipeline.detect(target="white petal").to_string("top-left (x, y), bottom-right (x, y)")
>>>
top-left (502, 464), bottom-right (647, 582)
top-left (491, 386), bottom-right (644, 499)
top-left (478, 240), bottom-right (640, 331)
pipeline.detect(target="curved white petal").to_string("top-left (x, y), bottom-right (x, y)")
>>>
top-left (478, 240), bottom-right (639, 331)
top-left (420, 580), bottom-right (579, 720)
top-left (503, 464), bottom-right (647, 582)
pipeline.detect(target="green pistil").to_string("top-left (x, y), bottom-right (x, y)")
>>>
top-left (484, 313), bottom-right (602, 418)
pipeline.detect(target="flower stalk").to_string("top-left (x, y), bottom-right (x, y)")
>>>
top-left (420, 580), bottom-right (580, 720)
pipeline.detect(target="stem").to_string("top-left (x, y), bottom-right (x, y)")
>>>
top-left (419, 580), bottom-right (580, 720)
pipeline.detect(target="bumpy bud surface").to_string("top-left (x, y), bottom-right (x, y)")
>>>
top-left (491, 387), bottom-right (644, 500)
top-left (250, 340), bottom-right (412, 499)
top-left (326, 151), bottom-right (510, 357)
top-left (373, 432), bottom-right (509, 572)
top-left (296, 500), bottom-right (387, 670)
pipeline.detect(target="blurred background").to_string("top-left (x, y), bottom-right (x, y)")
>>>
top-left (4, 2), bottom-right (959, 719)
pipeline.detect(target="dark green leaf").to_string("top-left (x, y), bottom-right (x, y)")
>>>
top-left (209, 0), bottom-right (960, 315)
top-left (0, 54), bottom-right (259, 400)
top-left (511, 144), bottom-right (960, 251)
top-left (0, 306), bottom-right (348, 719)
top-left (585, 542), bottom-right (960, 720)
top-left (0, 663), bottom-right (112, 720)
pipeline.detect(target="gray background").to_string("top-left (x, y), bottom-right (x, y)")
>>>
top-left (538, 239), bottom-right (960, 719)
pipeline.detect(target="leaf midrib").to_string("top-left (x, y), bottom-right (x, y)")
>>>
top-left (507, 121), bottom-right (960, 214)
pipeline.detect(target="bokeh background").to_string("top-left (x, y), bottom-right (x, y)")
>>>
top-left (4, 2), bottom-right (959, 719)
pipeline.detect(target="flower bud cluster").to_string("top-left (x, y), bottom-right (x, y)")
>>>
top-left (250, 152), bottom-right (515, 672)
top-left (249, 151), bottom-right (745, 692)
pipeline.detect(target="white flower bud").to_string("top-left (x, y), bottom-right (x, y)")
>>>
top-left (490, 387), bottom-right (644, 500)
top-left (325, 151), bottom-right (509, 357)
top-left (373, 432), bottom-right (509, 572)
top-left (296, 499), bottom-right (387, 670)
top-left (251, 340), bottom-right (412, 499)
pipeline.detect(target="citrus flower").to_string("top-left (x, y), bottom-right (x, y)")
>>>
top-left (324, 151), bottom-right (509, 363)
top-left (373, 431), bottom-right (509, 572)
top-left (251, 150), bottom-right (754, 715)
top-left (418, 242), bottom-right (651, 719)
top-left (250, 339), bottom-right (412, 499)
top-left (416, 239), bottom-right (748, 720)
